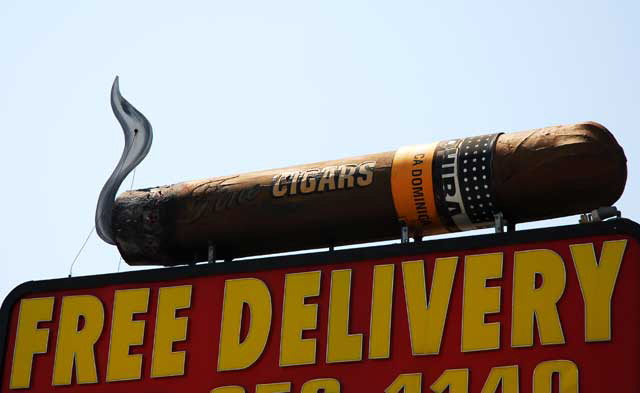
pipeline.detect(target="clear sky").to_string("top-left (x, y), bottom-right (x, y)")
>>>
top-left (1, 0), bottom-right (638, 301)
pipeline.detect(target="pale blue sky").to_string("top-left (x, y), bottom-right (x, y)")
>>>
top-left (1, 0), bottom-right (638, 300)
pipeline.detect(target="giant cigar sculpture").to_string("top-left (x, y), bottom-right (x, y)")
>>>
top-left (96, 78), bottom-right (627, 266)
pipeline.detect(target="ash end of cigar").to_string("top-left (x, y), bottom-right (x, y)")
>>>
top-left (112, 188), bottom-right (182, 266)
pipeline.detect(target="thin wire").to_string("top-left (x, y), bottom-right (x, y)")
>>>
top-left (69, 131), bottom-right (141, 277)
top-left (117, 167), bottom-right (137, 272)
top-left (69, 226), bottom-right (95, 277)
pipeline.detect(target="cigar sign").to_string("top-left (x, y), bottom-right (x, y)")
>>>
top-left (2, 220), bottom-right (639, 392)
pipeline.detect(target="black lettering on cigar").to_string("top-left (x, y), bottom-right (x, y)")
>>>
top-left (212, 185), bottom-right (261, 213)
top-left (441, 146), bottom-right (462, 215)
top-left (411, 155), bottom-right (431, 226)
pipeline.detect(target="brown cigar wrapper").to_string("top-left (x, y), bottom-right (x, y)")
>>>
top-left (113, 121), bottom-right (626, 266)
top-left (113, 152), bottom-right (400, 265)
top-left (493, 122), bottom-right (627, 222)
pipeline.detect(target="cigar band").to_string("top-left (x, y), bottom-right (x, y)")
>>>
top-left (390, 143), bottom-right (443, 236)
top-left (432, 133), bottom-right (501, 230)
top-left (432, 138), bottom-right (470, 232)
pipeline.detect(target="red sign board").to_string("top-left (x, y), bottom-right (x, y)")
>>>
top-left (2, 220), bottom-right (640, 392)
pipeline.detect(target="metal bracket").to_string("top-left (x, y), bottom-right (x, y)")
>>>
top-left (401, 223), bottom-right (410, 244)
top-left (494, 212), bottom-right (515, 233)
top-left (579, 206), bottom-right (622, 224)
top-left (208, 241), bottom-right (216, 263)
top-left (494, 212), bottom-right (505, 233)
